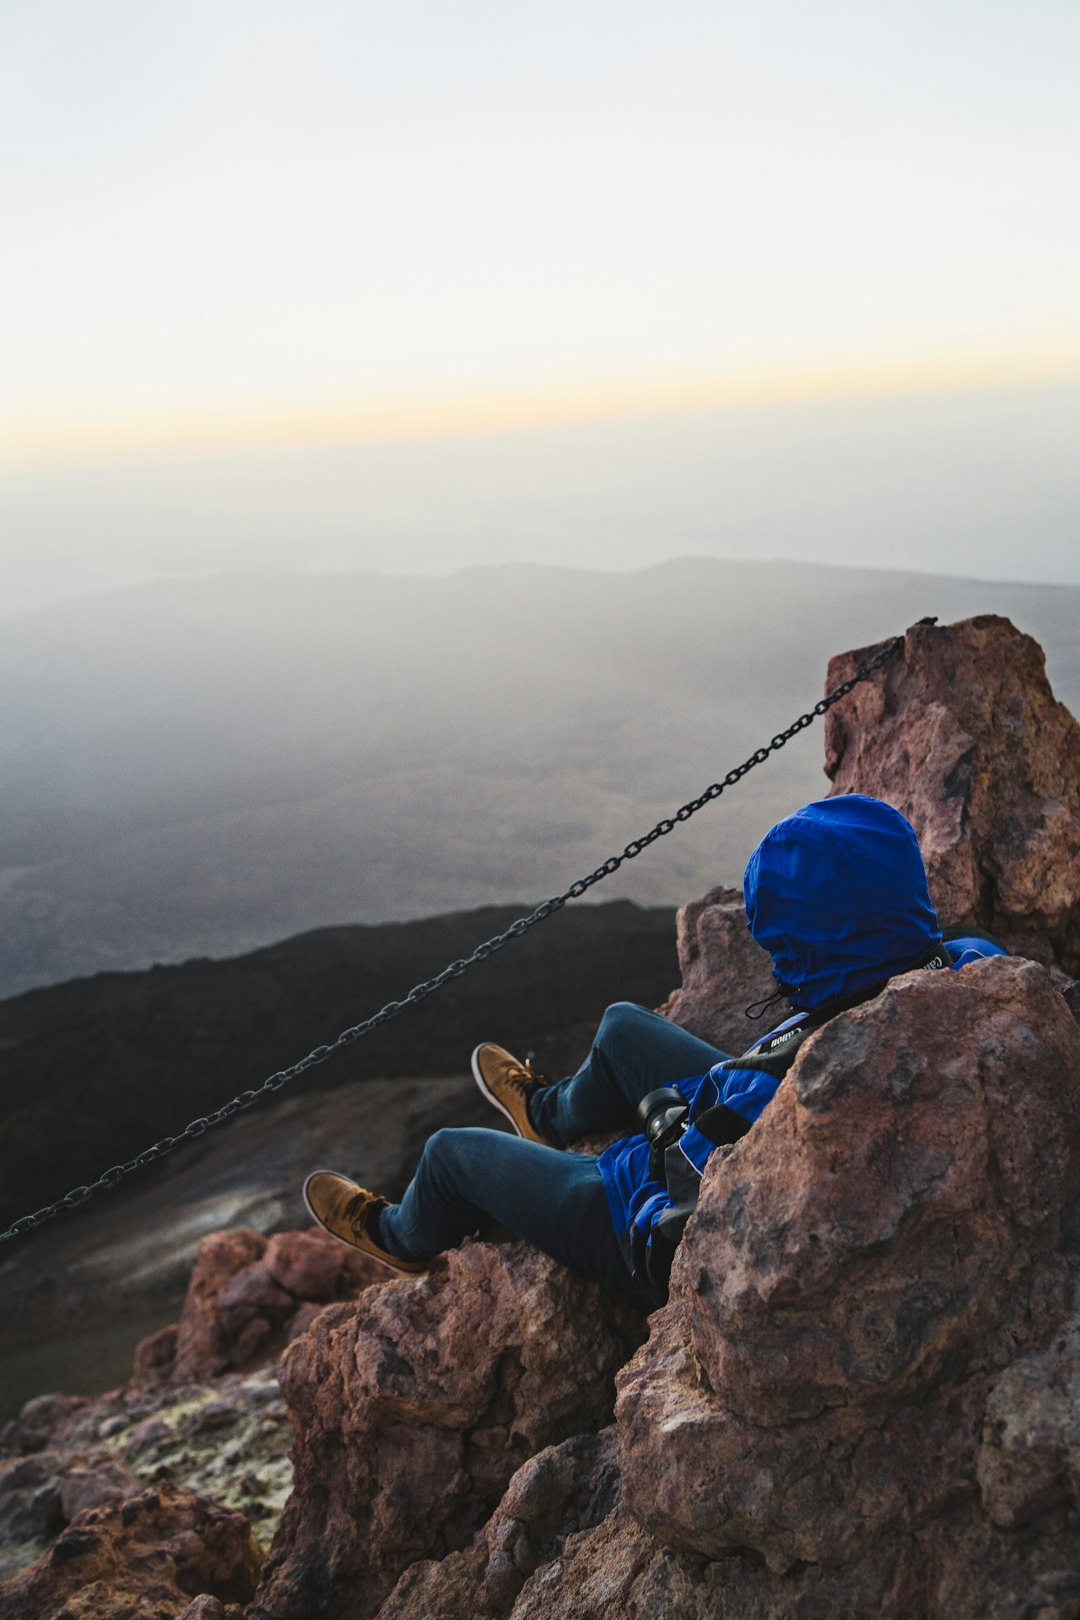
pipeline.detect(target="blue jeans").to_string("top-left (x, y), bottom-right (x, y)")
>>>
top-left (380, 1003), bottom-right (730, 1310)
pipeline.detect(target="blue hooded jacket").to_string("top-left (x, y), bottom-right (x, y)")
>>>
top-left (598, 794), bottom-right (1007, 1281)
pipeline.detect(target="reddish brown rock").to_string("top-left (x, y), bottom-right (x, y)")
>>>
top-left (510, 1507), bottom-right (730, 1619)
top-left (376, 1428), bottom-right (620, 1620)
top-left (976, 1307), bottom-right (1080, 1530)
top-left (824, 614), bottom-right (1080, 973)
top-left (133, 1323), bottom-right (181, 1390)
top-left (251, 1242), bottom-right (642, 1620)
top-left (134, 1225), bottom-right (384, 1387)
top-left (180, 1599), bottom-right (246, 1620)
top-left (285, 1303), bottom-right (325, 1344)
top-left (498, 1502), bottom-right (964, 1620)
top-left (0, 1481), bottom-right (261, 1620)
top-left (657, 884), bottom-right (776, 1053)
top-left (614, 956), bottom-right (1080, 1616)
top-left (263, 1228), bottom-right (384, 1302)
top-left (171, 1230), bottom-right (269, 1382)
top-left (215, 1267), bottom-right (297, 1335)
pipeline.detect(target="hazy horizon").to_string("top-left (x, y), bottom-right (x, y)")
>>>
top-left (5, 378), bottom-right (1080, 619)
top-left (3, 545), bottom-right (1079, 628)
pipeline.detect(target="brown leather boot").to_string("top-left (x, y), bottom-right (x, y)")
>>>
top-left (470, 1043), bottom-right (560, 1146)
top-left (302, 1171), bottom-right (429, 1273)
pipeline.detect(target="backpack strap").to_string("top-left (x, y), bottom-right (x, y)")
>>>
top-left (629, 942), bottom-right (951, 1299)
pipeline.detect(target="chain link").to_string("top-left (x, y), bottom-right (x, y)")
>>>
top-left (0, 617), bottom-right (934, 1248)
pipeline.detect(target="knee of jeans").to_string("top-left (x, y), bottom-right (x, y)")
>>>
top-left (417, 1127), bottom-right (462, 1191)
top-left (424, 1126), bottom-right (465, 1166)
top-left (599, 1001), bottom-right (646, 1041)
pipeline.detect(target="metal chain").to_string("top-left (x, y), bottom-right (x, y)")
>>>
top-left (0, 617), bottom-right (935, 1248)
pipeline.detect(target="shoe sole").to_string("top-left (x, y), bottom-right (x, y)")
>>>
top-left (471, 1044), bottom-right (526, 1137)
top-left (301, 1168), bottom-right (343, 1237)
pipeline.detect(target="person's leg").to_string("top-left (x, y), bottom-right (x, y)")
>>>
top-left (379, 1126), bottom-right (657, 1310)
top-left (529, 1001), bottom-right (732, 1146)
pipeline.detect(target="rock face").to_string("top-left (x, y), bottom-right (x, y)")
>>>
top-left (376, 1428), bottom-right (622, 1620)
top-left (657, 883), bottom-right (776, 1054)
top-left (662, 614), bottom-right (1080, 1055)
top-left (0, 1481), bottom-right (260, 1620)
top-left (0, 1217), bottom-right (338, 1592)
top-left (135, 1226), bottom-right (385, 1387)
top-left (824, 614), bottom-right (1080, 974)
top-left (251, 1243), bottom-right (642, 1620)
top-left (0, 1367), bottom-right (293, 1590)
top-left (615, 955), bottom-right (1080, 1615)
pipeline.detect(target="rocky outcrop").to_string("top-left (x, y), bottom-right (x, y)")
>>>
top-left (614, 955), bottom-right (1080, 1615)
top-left (376, 1428), bottom-right (621, 1619)
top-left (0, 1481), bottom-right (260, 1620)
top-left (135, 1226), bottom-right (385, 1387)
top-left (662, 615), bottom-right (1080, 1054)
top-left (251, 1243), bottom-right (642, 1620)
top-left (345, 953), bottom-right (1080, 1620)
top-left (657, 883), bottom-right (776, 1052)
top-left (0, 1367), bottom-right (293, 1587)
top-left (824, 614), bottom-right (1080, 974)
top-left (0, 1222), bottom-right (381, 1593)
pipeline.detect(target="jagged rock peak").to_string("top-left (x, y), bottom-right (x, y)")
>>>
top-left (825, 613), bottom-right (1080, 974)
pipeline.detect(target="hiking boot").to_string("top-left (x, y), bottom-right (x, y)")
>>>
top-left (302, 1171), bottom-right (429, 1274)
top-left (471, 1043), bottom-right (558, 1146)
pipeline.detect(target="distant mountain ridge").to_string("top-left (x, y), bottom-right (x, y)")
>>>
top-left (0, 558), bottom-right (1076, 998)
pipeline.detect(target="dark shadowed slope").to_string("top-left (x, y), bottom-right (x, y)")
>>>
top-left (0, 900), bottom-right (677, 1234)
top-left (0, 898), bottom-right (677, 1413)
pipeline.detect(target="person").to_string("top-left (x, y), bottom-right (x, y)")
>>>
top-left (303, 795), bottom-right (1006, 1311)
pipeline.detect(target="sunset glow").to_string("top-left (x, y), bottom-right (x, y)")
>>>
top-left (6, 348), bottom-right (1080, 466)
top-left (5, 3), bottom-right (1080, 465)
top-left (3, 1), bottom-right (1079, 598)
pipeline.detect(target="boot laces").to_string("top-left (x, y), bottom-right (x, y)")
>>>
top-left (506, 1057), bottom-right (541, 1094)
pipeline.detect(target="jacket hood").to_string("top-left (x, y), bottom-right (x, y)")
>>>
top-left (743, 795), bottom-right (943, 1013)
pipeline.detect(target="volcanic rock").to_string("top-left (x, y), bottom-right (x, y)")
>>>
top-left (658, 883), bottom-right (776, 1053)
top-left (824, 614), bottom-right (1080, 973)
top-left (134, 1225), bottom-right (386, 1388)
top-left (0, 1481), bottom-right (261, 1620)
top-left (58, 1459), bottom-right (139, 1519)
top-left (134, 1324), bottom-right (182, 1388)
top-left (376, 1428), bottom-right (621, 1620)
top-left (615, 955), bottom-right (1080, 1614)
top-left (179, 1599), bottom-right (228, 1620)
top-left (0, 1364), bottom-right (295, 1592)
top-left (1, 1394), bottom-right (89, 1457)
top-left (251, 1242), bottom-right (642, 1620)
top-left (0, 1451), bottom-right (64, 1558)
top-left (170, 1231), bottom-right (269, 1383)
top-left (262, 1229), bottom-right (380, 1302)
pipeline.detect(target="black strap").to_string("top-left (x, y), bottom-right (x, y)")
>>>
top-left (694, 1103), bottom-right (754, 1147)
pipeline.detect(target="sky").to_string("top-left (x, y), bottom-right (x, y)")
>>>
top-left (2, 0), bottom-right (1079, 611)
